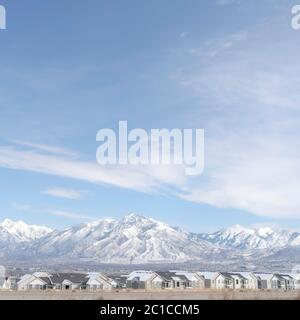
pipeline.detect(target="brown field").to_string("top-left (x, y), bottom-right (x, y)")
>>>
top-left (1, 289), bottom-right (300, 300)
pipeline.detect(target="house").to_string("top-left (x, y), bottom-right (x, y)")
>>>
top-left (197, 272), bottom-right (219, 289)
top-left (255, 273), bottom-right (274, 289)
top-left (170, 274), bottom-right (189, 290)
top-left (290, 273), bottom-right (300, 290)
top-left (49, 273), bottom-right (88, 290)
top-left (277, 274), bottom-right (295, 290)
top-left (214, 273), bottom-right (234, 289)
top-left (126, 271), bottom-right (157, 289)
top-left (148, 273), bottom-right (165, 289)
top-left (172, 271), bottom-right (205, 289)
top-left (255, 273), bottom-right (285, 290)
top-left (17, 274), bottom-right (51, 291)
top-left (154, 271), bottom-right (195, 290)
top-left (229, 273), bottom-right (247, 289)
top-left (273, 274), bottom-right (287, 289)
top-left (239, 272), bottom-right (259, 290)
top-left (86, 273), bottom-right (114, 291)
top-left (154, 271), bottom-right (187, 289)
top-left (151, 272), bottom-right (172, 289)
top-left (107, 274), bottom-right (128, 289)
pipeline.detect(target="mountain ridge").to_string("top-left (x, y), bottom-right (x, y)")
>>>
top-left (1, 214), bottom-right (300, 265)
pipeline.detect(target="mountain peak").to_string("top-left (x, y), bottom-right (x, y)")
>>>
top-left (0, 218), bottom-right (52, 242)
top-left (122, 213), bottom-right (149, 223)
top-left (1, 218), bottom-right (19, 226)
top-left (26, 213), bottom-right (213, 264)
top-left (200, 223), bottom-right (291, 250)
top-left (222, 224), bottom-right (254, 236)
top-left (228, 224), bottom-right (251, 232)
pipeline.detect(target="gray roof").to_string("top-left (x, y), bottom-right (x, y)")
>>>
top-left (107, 274), bottom-right (127, 286)
top-left (280, 274), bottom-right (294, 280)
top-left (274, 274), bottom-right (287, 282)
top-left (155, 271), bottom-right (174, 281)
top-left (155, 271), bottom-right (189, 282)
top-left (229, 273), bottom-right (247, 280)
top-left (39, 277), bottom-right (52, 285)
top-left (49, 273), bottom-right (88, 285)
top-left (219, 272), bottom-right (234, 280)
top-left (173, 274), bottom-right (190, 282)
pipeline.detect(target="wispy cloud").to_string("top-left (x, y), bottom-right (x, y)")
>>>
top-left (44, 209), bottom-right (94, 221)
top-left (41, 188), bottom-right (87, 200)
top-left (12, 140), bottom-right (78, 157)
top-left (176, 16), bottom-right (300, 219)
top-left (187, 31), bottom-right (248, 59)
top-left (0, 142), bottom-right (186, 194)
top-left (12, 203), bottom-right (32, 212)
top-left (12, 203), bottom-right (94, 222)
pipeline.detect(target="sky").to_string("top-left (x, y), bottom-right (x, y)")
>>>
top-left (0, 0), bottom-right (300, 232)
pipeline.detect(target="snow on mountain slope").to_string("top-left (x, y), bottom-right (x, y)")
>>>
top-left (31, 214), bottom-right (219, 264)
top-left (0, 219), bottom-right (52, 242)
top-left (2, 215), bottom-right (300, 264)
top-left (32, 218), bottom-right (118, 257)
top-left (198, 224), bottom-right (300, 250)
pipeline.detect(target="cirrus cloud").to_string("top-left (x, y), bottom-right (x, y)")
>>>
top-left (41, 188), bottom-right (87, 200)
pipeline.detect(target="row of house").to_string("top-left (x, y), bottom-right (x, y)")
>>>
top-left (126, 271), bottom-right (300, 291)
top-left (2, 270), bottom-right (300, 291)
top-left (126, 271), bottom-right (204, 290)
top-left (199, 272), bottom-right (300, 291)
top-left (2, 272), bottom-right (119, 291)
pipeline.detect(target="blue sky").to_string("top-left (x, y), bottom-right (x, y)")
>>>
top-left (0, 0), bottom-right (300, 232)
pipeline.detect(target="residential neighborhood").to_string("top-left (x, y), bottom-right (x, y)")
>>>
top-left (1, 270), bottom-right (300, 292)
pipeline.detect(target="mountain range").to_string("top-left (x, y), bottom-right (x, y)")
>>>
top-left (1, 214), bottom-right (300, 266)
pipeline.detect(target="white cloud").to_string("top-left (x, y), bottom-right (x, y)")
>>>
top-left (180, 142), bottom-right (300, 218)
top-left (45, 209), bottom-right (94, 221)
top-left (41, 188), bottom-right (87, 200)
top-left (0, 142), bottom-right (186, 194)
top-left (12, 140), bottom-right (78, 157)
top-left (176, 17), bottom-right (300, 219)
top-left (12, 203), bottom-right (32, 212)
top-left (12, 203), bottom-right (94, 221)
top-left (187, 31), bottom-right (248, 59)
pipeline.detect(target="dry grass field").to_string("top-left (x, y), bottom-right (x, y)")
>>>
top-left (1, 289), bottom-right (300, 300)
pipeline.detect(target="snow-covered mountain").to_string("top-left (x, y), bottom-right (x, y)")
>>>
top-left (0, 219), bottom-right (52, 259)
top-left (30, 214), bottom-right (220, 264)
top-left (1, 215), bottom-right (300, 265)
top-left (0, 219), bottom-right (52, 243)
top-left (197, 224), bottom-right (300, 250)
